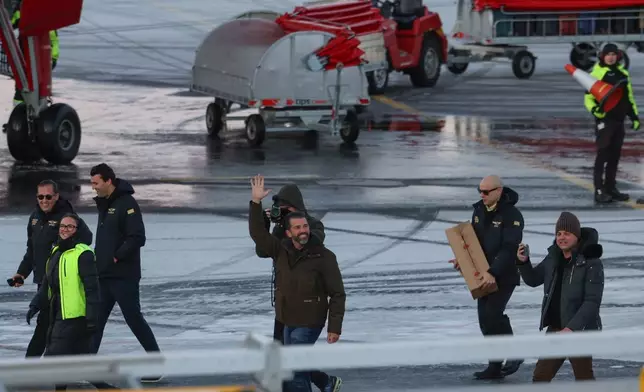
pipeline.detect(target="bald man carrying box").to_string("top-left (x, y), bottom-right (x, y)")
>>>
top-left (449, 175), bottom-right (524, 380)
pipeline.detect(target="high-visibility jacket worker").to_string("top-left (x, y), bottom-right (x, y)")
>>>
top-left (584, 43), bottom-right (640, 204)
top-left (26, 213), bottom-right (100, 358)
top-left (11, 2), bottom-right (59, 106)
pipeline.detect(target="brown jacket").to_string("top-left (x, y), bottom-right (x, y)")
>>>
top-left (249, 200), bottom-right (346, 334)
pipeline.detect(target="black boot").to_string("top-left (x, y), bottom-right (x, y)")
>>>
top-left (594, 189), bottom-right (612, 203)
top-left (474, 363), bottom-right (504, 380)
top-left (501, 359), bottom-right (523, 376)
top-left (608, 188), bottom-right (630, 202)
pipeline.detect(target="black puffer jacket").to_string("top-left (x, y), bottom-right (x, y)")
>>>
top-left (17, 198), bottom-right (74, 284)
top-left (94, 179), bottom-right (146, 280)
top-left (518, 227), bottom-right (604, 331)
top-left (471, 187), bottom-right (524, 286)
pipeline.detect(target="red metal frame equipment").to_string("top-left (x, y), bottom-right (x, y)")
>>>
top-left (0, 0), bottom-right (84, 164)
top-left (277, 0), bottom-right (449, 94)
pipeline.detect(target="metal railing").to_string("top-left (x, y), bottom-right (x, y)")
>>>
top-left (0, 330), bottom-right (642, 392)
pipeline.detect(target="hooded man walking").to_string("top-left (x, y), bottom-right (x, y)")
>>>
top-left (11, 180), bottom-right (74, 358)
top-left (517, 212), bottom-right (604, 382)
top-left (585, 43), bottom-right (640, 203)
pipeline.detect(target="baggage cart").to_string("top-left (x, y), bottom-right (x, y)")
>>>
top-left (447, 1), bottom-right (643, 78)
top-left (190, 16), bottom-right (370, 146)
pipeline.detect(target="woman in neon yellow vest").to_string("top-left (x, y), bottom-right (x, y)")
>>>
top-left (27, 213), bottom-right (100, 361)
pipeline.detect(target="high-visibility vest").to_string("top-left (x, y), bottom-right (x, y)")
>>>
top-left (47, 243), bottom-right (93, 320)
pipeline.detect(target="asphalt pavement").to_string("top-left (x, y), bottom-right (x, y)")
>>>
top-left (0, 0), bottom-right (644, 390)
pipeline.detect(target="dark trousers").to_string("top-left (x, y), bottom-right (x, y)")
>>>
top-left (25, 284), bottom-right (48, 357)
top-left (533, 328), bottom-right (595, 382)
top-left (593, 120), bottom-right (625, 191)
top-left (45, 318), bottom-right (92, 391)
top-left (90, 278), bottom-right (160, 354)
top-left (283, 326), bottom-right (324, 392)
top-left (274, 319), bottom-right (329, 391)
top-left (45, 317), bottom-right (117, 390)
top-left (477, 284), bottom-right (516, 366)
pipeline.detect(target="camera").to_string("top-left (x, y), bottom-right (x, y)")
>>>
top-left (269, 196), bottom-right (290, 223)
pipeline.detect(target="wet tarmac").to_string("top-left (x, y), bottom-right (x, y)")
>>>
top-left (0, 0), bottom-right (644, 390)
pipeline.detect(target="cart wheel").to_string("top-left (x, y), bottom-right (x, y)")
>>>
top-left (206, 102), bottom-right (226, 137)
top-left (37, 103), bottom-right (82, 165)
top-left (512, 50), bottom-right (536, 79)
top-left (245, 114), bottom-right (266, 147)
top-left (340, 110), bottom-right (360, 144)
top-left (367, 69), bottom-right (389, 94)
top-left (620, 50), bottom-right (630, 70)
top-left (6, 104), bottom-right (41, 163)
top-left (409, 33), bottom-right (442, 88)
top-left (447, 48), bottom-right (469, 75)
top-left (570, 43), bottom-right (596, 71)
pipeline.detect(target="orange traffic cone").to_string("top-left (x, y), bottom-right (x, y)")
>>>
top-left (565, 64), bottom-right (625, 113)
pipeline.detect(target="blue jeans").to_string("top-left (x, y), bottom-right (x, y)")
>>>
top-left (283, 326), bottom-right (323, 392)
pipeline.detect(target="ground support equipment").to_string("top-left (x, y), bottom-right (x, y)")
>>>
top-left (280, 0), bottom-right (449, 94)
top-left (0, 0), bottom-right (83, 164)
top-left (448, 2), bottom-right (644, 78)
top-left (190, 16), bottom-right (370, 147)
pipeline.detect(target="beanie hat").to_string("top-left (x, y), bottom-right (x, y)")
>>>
top-left (555, 212), bottom-right (581, 239)
top-left (601, 43), bottom-right (619, 57)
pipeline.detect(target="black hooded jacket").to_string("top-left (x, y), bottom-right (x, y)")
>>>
top-left (255, 184), bottom-right (325, 258)
top-left (518, 227), bottom-right (604, 331)
top-left (471, 186), bottom-right (524, 286)
top-left (30, 215), bottom-right (100, 329)
top-left (17, 198), bottom-right (75, 284)
top-left (93, 179), bottom-right (146, 280)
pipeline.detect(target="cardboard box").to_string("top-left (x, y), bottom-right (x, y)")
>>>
top-left (445, 222), bottom-right (497, 299)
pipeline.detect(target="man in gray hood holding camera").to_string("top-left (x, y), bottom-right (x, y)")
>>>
top-left (255, 183), bottom-right (342, 392)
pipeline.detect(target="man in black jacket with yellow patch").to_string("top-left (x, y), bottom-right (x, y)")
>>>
top-left (88, 163), bottom-right (161, 382)
top-left (11, 180), bottom-right (74, 357)
top-left (469, 175), bottom-right (524, 380)
top-left (585, 43), bottom-right (640, 203)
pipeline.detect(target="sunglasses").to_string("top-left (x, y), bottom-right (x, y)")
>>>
top-left (477, 187), bottom-right (499, 196)
top-left (37, 194), bottom-right (54, 200)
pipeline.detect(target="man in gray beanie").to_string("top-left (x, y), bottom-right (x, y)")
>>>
top-left (516, 211), bottom-right (604, 382)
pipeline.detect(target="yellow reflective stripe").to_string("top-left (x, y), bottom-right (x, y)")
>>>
top-left (626, 78), bottom-right (639, 116)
